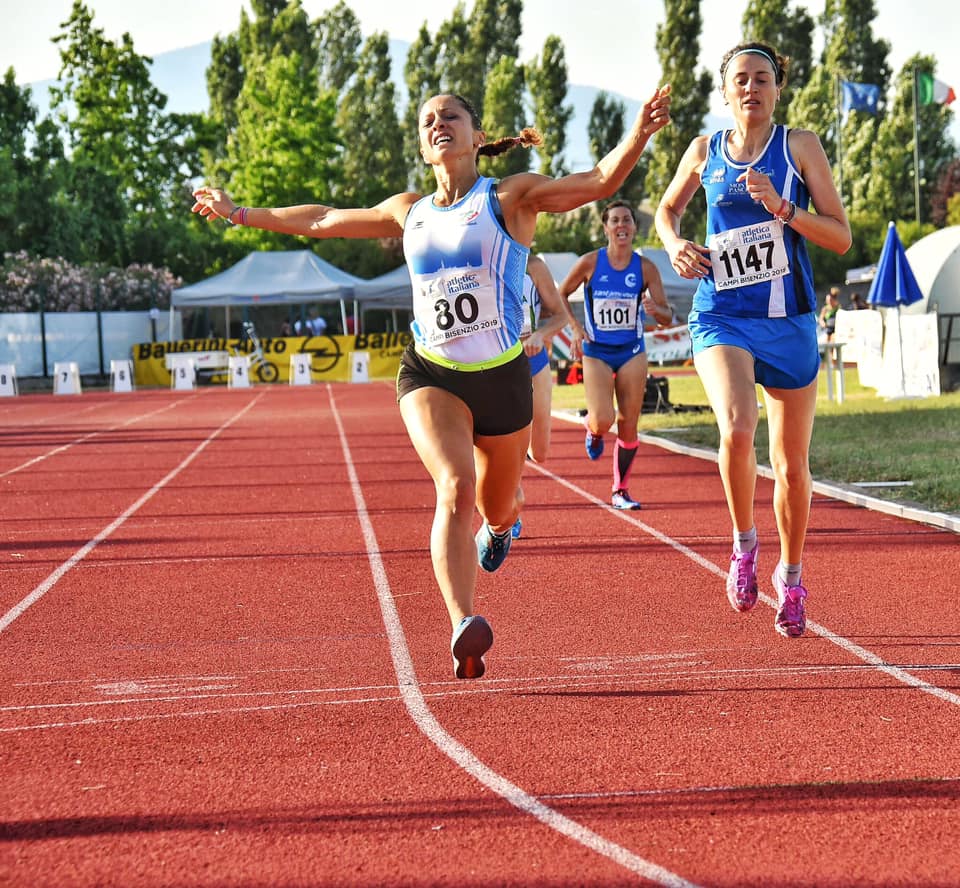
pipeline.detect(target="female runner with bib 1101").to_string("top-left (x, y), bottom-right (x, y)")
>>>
top-left (192, 86), bottom-right (671, 680)
top-left (655, 42), bottom-right (850, 638)
top-left (560, 200), bottom-right (673, 511)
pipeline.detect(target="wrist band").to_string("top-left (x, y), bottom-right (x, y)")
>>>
top-left (227, 206), bottom-right (249, 226)
top-left (774, 199), bottom-right (796, 225)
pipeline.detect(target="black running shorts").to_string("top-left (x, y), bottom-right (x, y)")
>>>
top-left (396, 342), bottom-right (533, 436)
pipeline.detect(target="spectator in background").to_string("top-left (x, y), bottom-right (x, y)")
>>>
top-left (307, 310), bottom-right (327, 336)
top-left (819, 287), bottom-right (841, 340)
top-left (849, 292), bottom-right (867, 310)
top-left (280, 320), bottom-right (293, 337)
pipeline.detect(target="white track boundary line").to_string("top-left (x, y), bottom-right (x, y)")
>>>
top-left (0, 397), bottom-right (194, 480)
top-left (327, 384), bottom-right (700, 888)
top-left (542, 412), bottom-right (960, 707)
top-left (553, 408), bottom-right (960, 533)
top-left (0, 394), bottom-right (264, 634)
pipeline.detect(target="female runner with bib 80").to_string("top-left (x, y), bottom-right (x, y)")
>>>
top-left (655, 42), bottom-right (850, 638)
top-left (192, 86), bottom-right (671, 679)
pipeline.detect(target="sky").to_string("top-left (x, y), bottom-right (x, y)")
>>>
top-left (3, 0), bottom-right (958, 135)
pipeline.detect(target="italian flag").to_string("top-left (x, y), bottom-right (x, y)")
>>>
top-left (918, 72), bottom-right (956, 105)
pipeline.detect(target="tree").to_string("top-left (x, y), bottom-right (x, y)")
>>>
top-left (480, 56), bottom-right (529, 180)
top-left (0, 69), bottom-right (37, 253)
top-left (403, 23), bottom-right (440, 194)
top-left (526, 35), bottom-right (572, 177)
top-left (335, 33), bottom-right (407, 208)
top-left (931, 158), bottom-right (960, 228)
top-left (49, 1), bottom-right (200, 267)
top-left (206, 0), bottom-right (320, 187)
top-left (741, 0), bottom-right (814, 121)
top-left (644, 0), bottom-right (712, 242)
top-left (434, 2), bottom-right (474, 99)
top-left (868, 57), bottom-right (956, 224)
top-left (790, 0), bottom-right (891, 215)
top-left (222, 52), bottom-right (340, 251)
top-left (314, 0), bottom-right (361, 93)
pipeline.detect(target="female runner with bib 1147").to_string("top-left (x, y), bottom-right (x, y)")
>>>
top-left (192, 86), bottom-right (671, 680)
top-left (655, 42), bottom-right (850, 638)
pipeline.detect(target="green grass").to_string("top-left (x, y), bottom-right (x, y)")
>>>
top-left (552, 366), bottom-right (960, 517)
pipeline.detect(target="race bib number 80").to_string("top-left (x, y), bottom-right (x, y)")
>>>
top-left (709, 221), bottom-right (790, 291)
top-left (418, 270), bottom-right (502, 346)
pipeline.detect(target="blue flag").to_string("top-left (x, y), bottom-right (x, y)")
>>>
top-left (840, 80), bottom-right (881, 115)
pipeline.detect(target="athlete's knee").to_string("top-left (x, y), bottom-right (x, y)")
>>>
top-left (433, 472), bottom-right (476, 514)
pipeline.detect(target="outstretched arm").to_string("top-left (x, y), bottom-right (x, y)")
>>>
top-left (496, 85), bottom-right (671, 244)
top-left (191, 187), bottom-right (420, 240)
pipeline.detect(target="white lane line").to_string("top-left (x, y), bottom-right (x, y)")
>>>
top-left (525, 457), bottom-right (960, 709)
top-left (327, 384), bottom-right (701, 888)
top-left (0, 397), bottom-right (194, 480)
top-left (1, 659), bottom-right (938, 720)
top-left (0, 394), bottom-right (264, 634)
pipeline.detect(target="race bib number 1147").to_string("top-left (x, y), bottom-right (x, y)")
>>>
top-left (709, 220), bottom-right (790, 291)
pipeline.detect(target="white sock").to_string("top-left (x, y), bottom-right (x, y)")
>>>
top-left (734, 527), bottom-right (757, 553)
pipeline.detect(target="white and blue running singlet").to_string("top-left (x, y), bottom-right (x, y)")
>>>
top-left (583, 249), bottom-right (645, 347)
top-left (403, 176), bottom-right (529, 367)
top-left (697, 124), bottom-right (816, 318)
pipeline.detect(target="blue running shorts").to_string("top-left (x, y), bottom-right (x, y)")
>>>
top-left (688, 310), bottom-right (820, 389)
top-left (528, 346), bottom-right (549, 376)
top-left (582, 338), bottom-right (646, 373)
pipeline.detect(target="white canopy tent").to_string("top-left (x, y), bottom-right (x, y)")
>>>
top-left (171, 250), bottom-right (366, 335)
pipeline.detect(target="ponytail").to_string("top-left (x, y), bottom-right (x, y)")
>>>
top-left (479, 127), bottom-right (543, 158)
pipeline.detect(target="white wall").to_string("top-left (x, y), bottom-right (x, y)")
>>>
top-left (0, 311), bottom-right (182, 377)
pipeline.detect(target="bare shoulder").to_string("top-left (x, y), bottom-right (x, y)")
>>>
top-left (679, 134), bottom-right (711, 172)
top-left (786, 128), bottom-right (826, 156)
top-left (383, 191), bottom-right (423, 224)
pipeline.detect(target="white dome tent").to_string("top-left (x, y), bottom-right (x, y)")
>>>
top-left (902, 225), bottom-right (960, 316)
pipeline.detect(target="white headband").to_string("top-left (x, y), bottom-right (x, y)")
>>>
top-left (727, 49), bottom-right (779, 77)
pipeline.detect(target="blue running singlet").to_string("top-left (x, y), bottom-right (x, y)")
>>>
top-left (696, 125), bottom-right (816, 318)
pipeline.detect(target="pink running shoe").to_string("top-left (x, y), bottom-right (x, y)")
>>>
top-left (725, 543), bottom-right (759, 612)
top-left (772, 570), bottom-right (807, 638)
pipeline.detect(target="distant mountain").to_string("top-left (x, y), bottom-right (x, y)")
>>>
top-left (27, 38), bottom-right (727, 173)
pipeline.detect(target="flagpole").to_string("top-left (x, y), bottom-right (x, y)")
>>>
top-left (912, 67), bottom-right (921, 224)
top-left (835, 74), bottom-right (844, 202)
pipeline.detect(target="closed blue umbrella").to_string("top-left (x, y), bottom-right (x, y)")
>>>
top-left (867, 221), bottom-right (924, 308)
top-left (866, 222), bottom-right (924, 396)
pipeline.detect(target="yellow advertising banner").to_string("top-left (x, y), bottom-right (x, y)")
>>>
top-left (132, 332), bottom-right (412, 387)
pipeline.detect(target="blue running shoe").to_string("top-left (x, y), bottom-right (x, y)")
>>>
top-left (476, 523), bottom-right (512, 572)
top-left (511, 517), bottom-right (523, 539)
top-left (451, 615), bottom-right (494, 679)
top-left (585, 429), bottom-right (604, 460)
top-left (611, 489), bottom-right (641, 510)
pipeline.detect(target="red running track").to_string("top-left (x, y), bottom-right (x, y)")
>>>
top-left (1, 383), bottom-right (958, 887)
